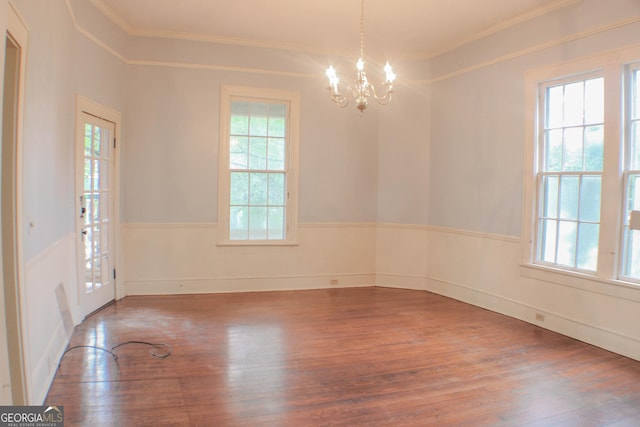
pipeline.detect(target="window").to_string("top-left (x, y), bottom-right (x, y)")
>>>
top-left (218, 86), bottom-right (299, 245)
top-left (537, 76), bottom-right (604, 271)
top-left (622, 67), bottom-right (640, 280)
top-left (524, 48), bottom-right (640, 285)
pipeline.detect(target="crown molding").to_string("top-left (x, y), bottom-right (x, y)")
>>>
top-left (128, 29), bottom-right (335, 56)
top-left (429, 15), bottom-right (640, 84)
top-left (420, 0), bottom-right (582, 60)
top-left (89, 0), bottom-right (133, 33)
top-left (65, 0), bottom-right (640, 85)
top-left (88, 0), bottom-right (581, 60)
top-left (89, 0), bottom-right (338, 57)
top-left (128, 59), bottom-right (317, 78)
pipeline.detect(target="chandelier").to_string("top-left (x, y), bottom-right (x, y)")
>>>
top-left (325, 0), bottom-right (396, 112)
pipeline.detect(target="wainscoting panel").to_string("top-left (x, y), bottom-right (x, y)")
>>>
top-left (23, 233), bottom-right (79, 404)
top-left (376, 223), bottom-right (640, 362)
top-left (122, 222), bottom-right (377, 295)
top-left (375, 223), bottom-right (429, 290)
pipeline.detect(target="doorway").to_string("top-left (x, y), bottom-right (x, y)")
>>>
top-left (1, 5), bottom-right (28, 405)
top-left (77, 112), bottom-right (116, 315)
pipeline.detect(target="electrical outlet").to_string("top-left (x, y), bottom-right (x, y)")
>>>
top-left (329, 279), bottom-right (339, 285)
top-left (535, 313), bottom-right (545, 322)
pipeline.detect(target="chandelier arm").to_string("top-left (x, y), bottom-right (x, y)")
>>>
top-left (347, 82), bottom-right (362, 98)
top-left (370, 83), bottom-right (394, 105)
top-left (328, 89), bottom-right (350, 108)
top-left (335, 98), bottom-right (350, 108)
top-left (374, 93), bottom-right (394, 105)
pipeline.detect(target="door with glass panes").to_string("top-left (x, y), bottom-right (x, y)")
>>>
top-left (78, 112), bottom-right (115, 315)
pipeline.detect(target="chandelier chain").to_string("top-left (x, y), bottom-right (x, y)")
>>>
top-left (359, 0), bottom-right (365, 60)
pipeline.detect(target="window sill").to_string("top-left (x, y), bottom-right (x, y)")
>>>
top-left (217, 239), bottom-right (300, 247)
top-left (520, 263), bottom-right (640, 302)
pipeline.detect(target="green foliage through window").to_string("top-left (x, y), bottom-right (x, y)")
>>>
top-left (229, 101), bottom-right (288, 240)
top-left (538, 77), bottom-right (604, 271)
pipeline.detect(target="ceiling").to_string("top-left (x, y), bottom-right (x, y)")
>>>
top-left (92, 0), bottom-right (577, 59)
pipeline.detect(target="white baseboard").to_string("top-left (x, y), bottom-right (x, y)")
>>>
top-left (375, 273), bottom-right (427, 291)
top-left (376, 223), bottom-right (640, 362)
top-left (123, 222), bottom-right (377, 296)
top-left (420, 276), bottom-right (640, 361)
top-left (126, 273), bottom-right (376, 295)
top-left (30, 322), bottom-right (68, 404)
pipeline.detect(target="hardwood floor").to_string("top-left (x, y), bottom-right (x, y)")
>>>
top-left (45, 287), bottom-right (640, 426)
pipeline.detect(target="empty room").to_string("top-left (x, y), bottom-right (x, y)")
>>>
top-left (1, 0), bottom-right (640, 425)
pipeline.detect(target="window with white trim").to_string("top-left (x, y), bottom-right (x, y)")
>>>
top-left (218, 86), bottom-right (299, 245)
top-left (525, 51), bottom-right (640, 285)
top-left (537, 75), bottom-right (604, 271)
top-left (622, 66), bottom-right (640, 280)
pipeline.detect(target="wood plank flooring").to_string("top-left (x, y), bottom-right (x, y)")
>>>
top-left (45, 287), bottom-right (640, 426)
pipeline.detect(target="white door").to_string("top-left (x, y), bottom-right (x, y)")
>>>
top-left (78, 113), bottom-right (115, 315)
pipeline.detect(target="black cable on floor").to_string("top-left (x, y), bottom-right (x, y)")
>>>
top-left (59, 340), bottom-right (172, 366)
top-left (111, 340), bottom-right (172, 359)
top-left (62, 345), bottom-right (119, 361)
top-left (55, 345), bottom-right (117, 378)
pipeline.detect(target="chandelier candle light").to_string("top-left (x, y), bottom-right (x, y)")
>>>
top-left (325, 0), bottom-right (396, 112)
